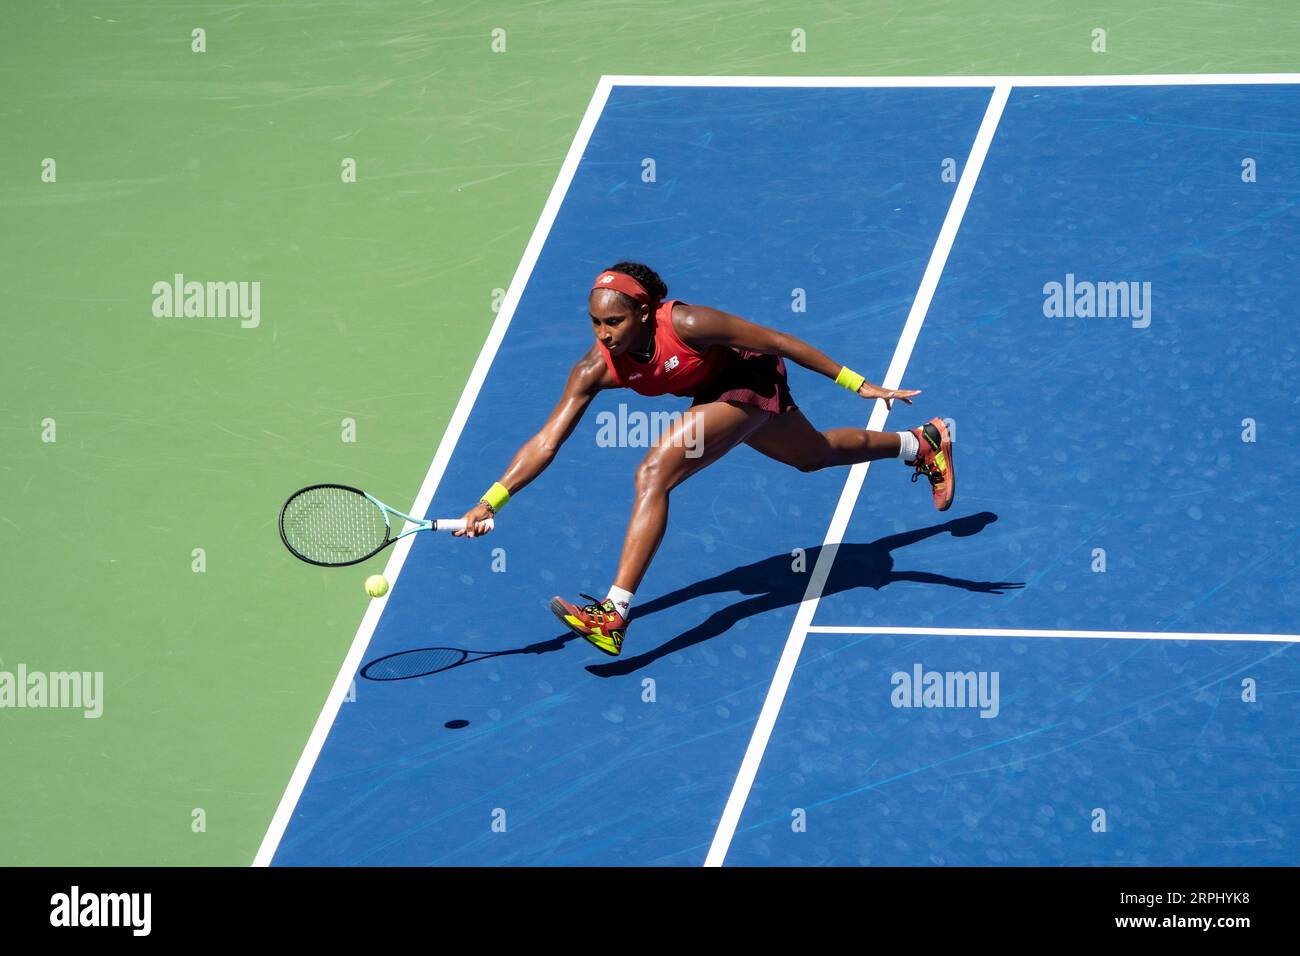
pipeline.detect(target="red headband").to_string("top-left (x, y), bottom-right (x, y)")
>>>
top-left (592, 270), bottom-right (654, 305)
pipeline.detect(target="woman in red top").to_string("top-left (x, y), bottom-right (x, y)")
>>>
top-left (456, 261), bottom-right (954, 656)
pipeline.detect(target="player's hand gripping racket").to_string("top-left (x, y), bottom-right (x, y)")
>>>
top-left (278, 483), bottom-right (493, 567)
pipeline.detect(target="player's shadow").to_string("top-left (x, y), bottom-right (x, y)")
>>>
top-left (587, 511), bottom-right (1021, 679)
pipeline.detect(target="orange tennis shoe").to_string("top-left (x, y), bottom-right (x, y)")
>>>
top-left (550, 593), bottom-right (627, 656)
top-left (908, 417), bottom-right (955, 511)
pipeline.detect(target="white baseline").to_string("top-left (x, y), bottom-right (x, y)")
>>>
top-left (606, 73), bottom-right (1300, 88)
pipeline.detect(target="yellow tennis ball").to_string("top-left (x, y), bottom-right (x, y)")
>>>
top-left (364, 574), bottom-right (389, 598)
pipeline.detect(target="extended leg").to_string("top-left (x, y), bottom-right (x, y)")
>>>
top-left (612, 400), bottom-right (772, 592)
top-left (746, 410), bottom-right (955, 511)
top-left (744, 408), bottom-right (901, 472)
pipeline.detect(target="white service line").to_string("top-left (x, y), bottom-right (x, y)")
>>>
top-left (807, 626), bottom-right (1300, 643)
top-left (252, 77), bottom-right (616, 868)
top-left (703, 83), bottom-right (1012, 868)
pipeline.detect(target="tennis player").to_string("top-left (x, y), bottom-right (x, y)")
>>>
top-left (456, 262), bottom-right (953, 656)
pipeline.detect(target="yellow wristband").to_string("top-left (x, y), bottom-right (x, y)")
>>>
top-left (835, 366), bottom-right (866, 392)
top-left (480, 481), bottom-right (510, 513)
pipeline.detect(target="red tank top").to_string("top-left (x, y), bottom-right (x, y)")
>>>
top-left (596, 299), bottom-right (734, 397)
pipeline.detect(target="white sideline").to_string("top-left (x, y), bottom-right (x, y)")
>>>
top-left (252, 77), bottom-right (617, 867)
top-left (703, 83), bottom-right (1013, 867)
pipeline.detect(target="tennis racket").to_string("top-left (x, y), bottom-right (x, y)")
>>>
top-left (278, 483), bottom-right (493, 567)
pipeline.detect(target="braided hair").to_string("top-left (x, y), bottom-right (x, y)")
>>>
top-left (603, 261), bottom-right (667, 306)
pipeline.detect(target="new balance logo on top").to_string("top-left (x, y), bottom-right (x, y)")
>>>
top-left (663, 355), bottom-right (679, 373)
top-left (629, 373), bottom-right (643, 380)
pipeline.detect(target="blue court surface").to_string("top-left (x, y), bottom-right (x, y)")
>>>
top-left (265, 78), bottom-right (1300, 866)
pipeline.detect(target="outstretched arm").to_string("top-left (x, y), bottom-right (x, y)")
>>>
top-left (455, 345), bottom-right (613, 536)
top-left (673, 304), bottom-right (919, 409)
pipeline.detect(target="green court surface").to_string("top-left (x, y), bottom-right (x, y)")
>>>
top-left (1, 2), bottom-right (1296, 865)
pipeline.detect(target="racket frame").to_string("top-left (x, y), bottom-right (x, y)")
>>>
top-left (279, 483), bottom-right (450, 568)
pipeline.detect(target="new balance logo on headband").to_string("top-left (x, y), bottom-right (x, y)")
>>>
top-left (591, 270), bottom-right (651, 304)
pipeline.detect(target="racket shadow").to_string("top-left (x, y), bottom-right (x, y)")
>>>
top-left (588, 511), bottom-right (1021, 679)
top-left (363, 634), bottom-right (575, 681)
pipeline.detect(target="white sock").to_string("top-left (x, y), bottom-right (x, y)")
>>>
top-left (896, 430), bottom-right (919, 462)
top-left (606, 585), bottom-right (634, 618)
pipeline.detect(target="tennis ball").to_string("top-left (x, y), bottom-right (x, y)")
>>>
top-left (365, 574), bottom-right (389, 598)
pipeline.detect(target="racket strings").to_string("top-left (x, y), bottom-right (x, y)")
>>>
top-left (281, 486), bottom-right (390, 564)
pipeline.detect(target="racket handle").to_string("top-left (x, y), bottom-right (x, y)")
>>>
top-left (432, 518), bottom-right (495, 533)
